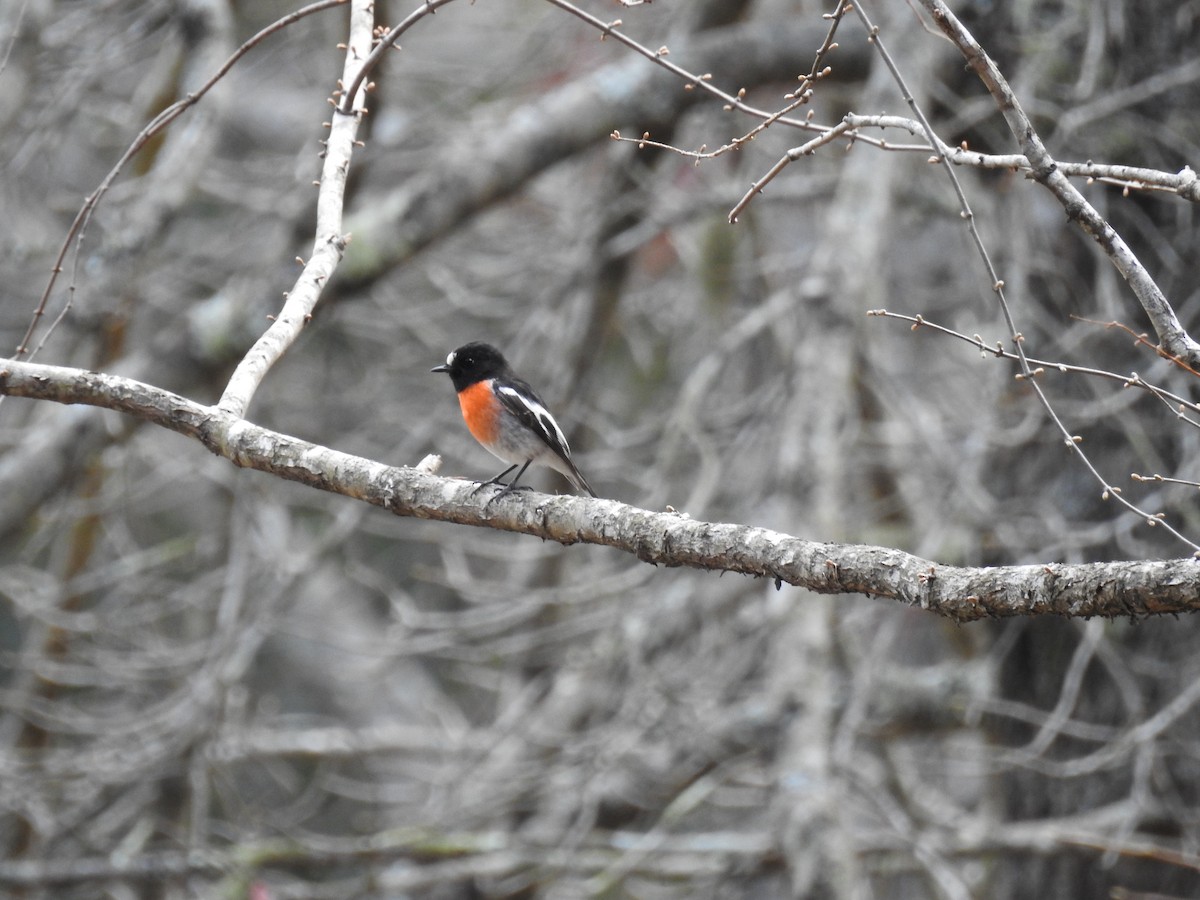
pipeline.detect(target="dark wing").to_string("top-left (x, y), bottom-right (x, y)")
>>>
top-left (495, 379), bottom-right (596, 497)
top-left (495, 380), bottom-right (572, 461)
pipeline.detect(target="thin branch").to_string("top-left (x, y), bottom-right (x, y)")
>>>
top-left (10, 0), bottom-right (348, 363)
top-left (539, 0), bottom-right (838, 142)
top-left (2, 358), bottom-right (1198, 619)
top-left (1133, 473), bottom-right (1200, 490)
top-left (0, 0), bottom-right (28, 77)
top-left (869, 308), bottom-right (1200, 551)
top-left (615, 0), bottom-right (850, 167)
top-left (339, 16), bottom-right (867, 286)
top-left (841, 114), bottom-right (1200, 200)
top-left (919, 0), bottom-right (1200, 368)
top-left (839, 2), bottom-right (1199, 553)
top-left (729, 120), bottom-right (853, 223)
top-left (337, 0), bottom-right (461, 116)
top-left (217, 1), bottom-right (372, 417)
top-left (647, 107), bottom-right (1199, 208)
top-left (868, 310), bottom-right (1200, 417)
top-left (1073, 316), bottom-right (1200, 378)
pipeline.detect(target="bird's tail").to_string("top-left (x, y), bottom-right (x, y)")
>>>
top-left (552, 455), bottom-right (597, 498)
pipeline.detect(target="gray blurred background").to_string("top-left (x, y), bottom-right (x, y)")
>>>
top-left (2, 0), bottom-right (1200, 897)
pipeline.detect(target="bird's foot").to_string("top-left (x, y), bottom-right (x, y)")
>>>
top-left (480, 481), bottom-right (533, 506)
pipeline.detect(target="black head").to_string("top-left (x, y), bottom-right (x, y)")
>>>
top-left (431, 342), bottom-right (511, 391)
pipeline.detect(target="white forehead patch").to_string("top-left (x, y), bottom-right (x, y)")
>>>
top-left (445, 350), bottom-right (456, 366)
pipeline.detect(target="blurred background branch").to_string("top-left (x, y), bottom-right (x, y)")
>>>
top-left (3, 0), bottom-right (1200, 898)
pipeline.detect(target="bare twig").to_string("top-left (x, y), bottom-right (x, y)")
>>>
top-left (1072, 316), bottom-right (1200, 378)
top-left (337, 0), bottom-right (461, 116)
top-left (841, 114), bottom-right (1200, 200)
top-left (868, 310), bottom-right (1200, 416)
top-left (9, 0), bottom-right (348, 364)
top-left (1133, 473), bottom-right (1200, 490)
top-left (839, 2), bottom-right (1200, 552)
top-left (869, 308), bottom-right (1200, 551)
top-left (615, 0), bottom-right (850, 169)
top-left (540, 0), bottom-right (839, 144)
top-left (217, 0), bottom-right (373, 417)
top-left (919, 0), bottom-right (1200, 368)
top-left (729, 120), bottom-right (853, 222)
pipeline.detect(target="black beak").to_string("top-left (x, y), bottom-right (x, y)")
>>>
top-left (431, 364), bottom-right (450, 374)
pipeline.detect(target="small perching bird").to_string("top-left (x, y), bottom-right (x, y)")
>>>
top-left (432, 342), bottom-right (597, 499)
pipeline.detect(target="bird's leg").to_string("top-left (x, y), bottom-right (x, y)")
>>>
top-left (480, 460), bottom-right (534, 505)
top-left (470, 463), bottom-right (518, 495)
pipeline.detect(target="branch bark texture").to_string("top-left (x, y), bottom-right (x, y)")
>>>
top-left (3, 358), bottom-right (1196, 622)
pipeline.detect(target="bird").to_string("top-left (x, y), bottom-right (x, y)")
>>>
top-left (431, 342), bottom-right (597, 500)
